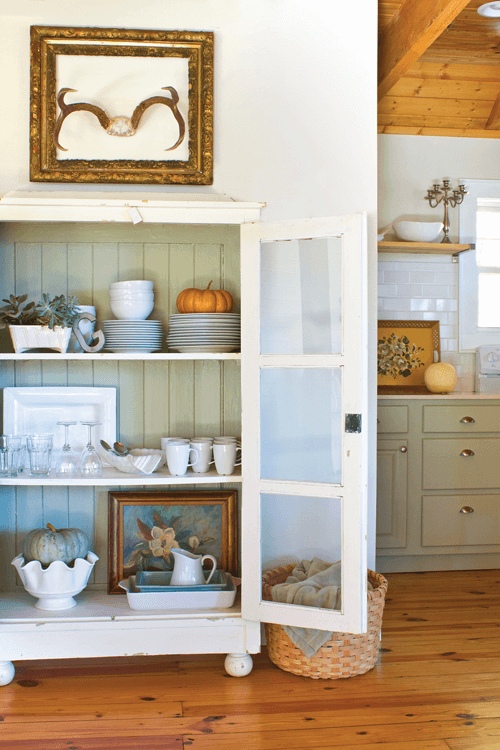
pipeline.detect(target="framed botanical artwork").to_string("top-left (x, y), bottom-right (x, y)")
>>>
top-left (108, 490), bottom-right (237, 593)
top-left (377, 320), bottom-right (441, 394)
top-left (30, 26), bottom-right (213, 185)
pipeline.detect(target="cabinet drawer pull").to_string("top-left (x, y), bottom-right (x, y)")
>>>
top-left (460, 416), bottom-right (475, 424)
top-left (400, 446), bottom-right (407, 453)
top-left (460, 506), bottom-right (475, 514)
top-left (460, 449), bottom-right (475, 457)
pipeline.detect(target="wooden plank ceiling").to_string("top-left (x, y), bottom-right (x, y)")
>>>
top-left (378, 0), bottom-right (500, 137)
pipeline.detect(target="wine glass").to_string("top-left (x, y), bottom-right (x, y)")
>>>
top-left (79, 421), bottom-right (103, 477)
top-left (55, 421), bottom-right (79, 478)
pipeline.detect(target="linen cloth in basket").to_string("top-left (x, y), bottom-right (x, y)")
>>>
top-left (270, 558), bottom-right (373, 657)
top-left (262, 565), bottom-right (388, 679)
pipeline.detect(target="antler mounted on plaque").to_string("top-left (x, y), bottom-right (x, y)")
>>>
top-left (53, 86), bottom-right (186, 152)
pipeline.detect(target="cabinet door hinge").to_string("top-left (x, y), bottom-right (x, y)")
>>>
top-left (345, 414), bottom-right (362, 433)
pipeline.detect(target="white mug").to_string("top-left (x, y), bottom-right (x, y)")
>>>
top-left (166, 442), bottom-right (199, 476)
top-left (213, 442), bottom-right (242, 476)
top-left (161, 437), bottom-right (189, 452)
top-left (190, 440), bottom-right (213, 473)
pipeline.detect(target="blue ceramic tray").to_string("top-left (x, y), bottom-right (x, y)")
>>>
top-left (135, 569), bottom-right (228, 592)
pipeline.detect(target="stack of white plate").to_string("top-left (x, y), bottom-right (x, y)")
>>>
top-left (167, 314), bottom-right (241, 353)
top-left (102, 320), bottom-right (163, 353)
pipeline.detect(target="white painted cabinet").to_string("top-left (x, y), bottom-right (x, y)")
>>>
top-left (0, 193), bottom-right (368, 684)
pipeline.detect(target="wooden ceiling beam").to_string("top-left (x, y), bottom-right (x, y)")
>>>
top-left (378, 0), bottom-right (472, 101)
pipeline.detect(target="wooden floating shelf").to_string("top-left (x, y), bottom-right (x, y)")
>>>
top-left (378, 241), bottom-right (474, 256)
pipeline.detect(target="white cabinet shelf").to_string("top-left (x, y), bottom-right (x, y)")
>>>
top-left (0, 466), bottom-right (242, 486)
top-left (0, 352), bottom-right (241, 361)
top-left (0, 590), bottom-right (261, 666)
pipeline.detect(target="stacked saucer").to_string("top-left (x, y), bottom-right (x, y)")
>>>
top-left (102, 320), bottom-right (163, 353)
top-left (167, 314), bottom-right (240, 353)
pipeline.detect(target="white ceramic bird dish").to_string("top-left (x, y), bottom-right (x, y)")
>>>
top-left (99, 448), bottom-right (166, 474)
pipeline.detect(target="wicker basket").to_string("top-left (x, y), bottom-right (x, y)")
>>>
top-left (261, 565), bottom-right (388, 680)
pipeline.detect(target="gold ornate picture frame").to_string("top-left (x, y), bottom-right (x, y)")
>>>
top-left (377, 320), bottom-right (441, 394)
top-left (30, 26), bottom-right (214, 185)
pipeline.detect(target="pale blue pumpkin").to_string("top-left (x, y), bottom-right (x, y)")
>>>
top-left (22, 523), bottom-right (89, 566)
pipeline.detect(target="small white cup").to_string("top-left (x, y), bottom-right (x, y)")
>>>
top-left (190, 440), bottom-right (213, 473)
top-left (213, 442), bottom-right (242, 476)
top-left (166, 442), bottom-right (199, 476)
top-left (161, 437), bottom-right (189, 452)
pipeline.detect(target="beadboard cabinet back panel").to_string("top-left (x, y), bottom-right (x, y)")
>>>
top-left (0, 223), bottom-right (241, 592)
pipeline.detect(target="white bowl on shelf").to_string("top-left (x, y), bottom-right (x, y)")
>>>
top-left (109, 291), bottom-right (155, 300)
top-left (393, 221), bottom-right (444, 242)
top-left (110, 280), bottom-right (153, 290)
top-left (110, 298), bottom-right (155, 320)
top-left (11, 553), bottom-right (99, 610)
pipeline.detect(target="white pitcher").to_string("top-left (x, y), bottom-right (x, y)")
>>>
top-left (170, 548), bottom-right (217, 586)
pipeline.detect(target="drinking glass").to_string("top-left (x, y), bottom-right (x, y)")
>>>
top-left (0, 435), bottom-right (23, 477)
top-left (80, 422), bottom-right (103, 477)
top-left (55, 421), bottom-right (79, 478)
top-left (27, 435), bottom-right (53, 476)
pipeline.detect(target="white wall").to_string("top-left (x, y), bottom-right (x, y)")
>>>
top-left (1, 1), bottom-right (378, 223)
top-left (378, 134), bottom-right (500, 240)
top-left (0, 1), bottom-right (379, 568)
top-left (378, 134), bottom-right (500, 390)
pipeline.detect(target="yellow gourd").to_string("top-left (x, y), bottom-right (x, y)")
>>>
top-left (176, 281), bottom-right (233, 313)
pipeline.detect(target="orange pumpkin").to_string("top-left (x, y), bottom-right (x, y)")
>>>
top-left (176, 281), bottom-right (233, 313)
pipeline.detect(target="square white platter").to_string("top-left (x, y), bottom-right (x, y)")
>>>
top-left (3, 387), bottom-right (117, 468)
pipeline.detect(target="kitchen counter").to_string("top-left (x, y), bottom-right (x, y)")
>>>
top-left (377, 392), bottom-right (498, 399)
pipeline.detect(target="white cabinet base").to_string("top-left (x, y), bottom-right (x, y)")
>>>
top-left (0, 661), bottom-right (15, 686)
top-left (0, 590), bottom-right (260, 684)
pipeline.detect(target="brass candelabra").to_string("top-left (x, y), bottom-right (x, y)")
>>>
top-left (425, 180), bottom-right (467, 243)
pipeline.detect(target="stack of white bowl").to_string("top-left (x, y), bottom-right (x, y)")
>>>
top-left (104, 280), bottom-right (163, 353)
top-left (109, 280), bottom-right (154, 320)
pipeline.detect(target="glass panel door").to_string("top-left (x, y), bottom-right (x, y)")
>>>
top-left (241, 214), bottom-right (368, 634)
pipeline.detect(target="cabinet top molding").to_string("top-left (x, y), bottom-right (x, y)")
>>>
top-left (0, 191), bottom-right (265, 225)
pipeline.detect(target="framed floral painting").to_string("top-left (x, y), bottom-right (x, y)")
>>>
top-left (377, 320), bottom-right (441, 394)
top-left (108, 490), bottom-right (237, 593)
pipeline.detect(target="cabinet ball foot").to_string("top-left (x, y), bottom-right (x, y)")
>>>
top-left (224, 653), bottom-right (253, 677)
top-left (0, 661), bottom-right (15, 685)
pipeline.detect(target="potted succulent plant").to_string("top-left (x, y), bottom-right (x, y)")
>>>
top-left (0, 293), bottom-right (81, 353)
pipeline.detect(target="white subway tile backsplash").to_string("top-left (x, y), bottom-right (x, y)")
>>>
top-left (384, 270), bottom-right (410, 284)
top-left (411, 298), bottom-right (434, 311)
top-left (396, 284), bottom-right (424, 298)
top-left (378, 284), bottom-right (398, 298)
top-left (436, 299), bottom-right (457, 312)
top-left (377, 257), bottom-right (474, 389)
top-left (422, 284), bottom-right (450, 298)
top-left (434, 272), bottom-right (456, 285)
top-left (378, 261), bottom-right (398, 271)
top-left (383, 298), bottom-right (412, 311)
top-left (409, 271), bottom-right (436, 284)
top-left (440, 326), bottom-right (457, 339)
